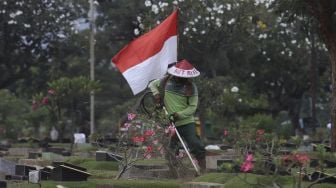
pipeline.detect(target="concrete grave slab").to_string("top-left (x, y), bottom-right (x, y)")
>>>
top-left (0, 158), bottom-right (16, 176)
top-left (185, 182), bottom-right (224, 188)
top-left (8, 148), bottom-right (41, 157)
top-left (42, 152), bottom-right (65, 161)
top-left (18, 158), bottom-right (51, 167)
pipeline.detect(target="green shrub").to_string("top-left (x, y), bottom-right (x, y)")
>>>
top-left (240, 114), bottom-right (275, 132)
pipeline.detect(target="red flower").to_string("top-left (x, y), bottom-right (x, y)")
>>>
top-left (144, 130), bottom-right (155, 137)
top-left (165, 125), bottom-right (176, 137)
top-left (32, 100), bottom-right (38, 111)
top-left (146, 145), bottom-right (153, 153)
top-left (223, 129), bottom-right (229, 137)
top-left (127, 112), bottom-right (137, 121)
top-left (42, 97), bottom-right (49, 105)
top-left (132, 136), bottom-right (145, 143)
top-left (256, 129), bottom-right (264, 135)
top-left (256, 129), bottom-right (265, 142)
top-left (48, 89), bottom-right (56, 95)
top-left (240, 153), bottom-right (254, 172)
top-left (281, 153), bottom-right (310, 166)
top-left (293, 153), bottom-right (310, 165)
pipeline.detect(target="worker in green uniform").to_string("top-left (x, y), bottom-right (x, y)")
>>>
top-left (148, 59), bottom-right (206, 173)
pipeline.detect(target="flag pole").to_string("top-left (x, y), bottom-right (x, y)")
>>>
top-left (175, 7), bottom-right (179, 61)
top-left (89, 0), bottom-right (96, 137)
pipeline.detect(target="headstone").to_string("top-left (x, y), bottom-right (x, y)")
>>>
top-left (52, 162), bottom-right (87, 172)
top-left (50, 126), bottom-right (59, 142)
top-left (28, 170), bottom-right (40, 183)
top-left (15, 165), bottom-right (36, 176)
top-left (324, 160), bottom-right (336, 168)
top-left (0, 158), bottom-right (16, 175)
top-left (51, 165), bottom-right (90, 181)
top-left (96, 151), bottom-right (123, 161)
top-left (206, 153), bottom-right (239, 171)
top-left (40, 168), bottom-right (52, 180)
top-left (0, 181), bottom-right (6, 188)
top-left (74, 133), bottom-right (86, 144)
top-left (310, 171), bottom-right (336, 184)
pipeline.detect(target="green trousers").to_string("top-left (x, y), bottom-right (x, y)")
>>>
top-left (170, 122), bottom-right (206, 160)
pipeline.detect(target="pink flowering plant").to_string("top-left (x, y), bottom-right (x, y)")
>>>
top-left (115, 109), bottom-right (185, 179)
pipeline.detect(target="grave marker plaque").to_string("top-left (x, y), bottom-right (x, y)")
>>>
top-left (51, 165), bottom-right (90, 181)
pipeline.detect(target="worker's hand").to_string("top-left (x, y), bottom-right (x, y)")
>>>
top-left (169, 112), bottom-right (179, 122)
top-left (154, 94), bottom-right (163, 109)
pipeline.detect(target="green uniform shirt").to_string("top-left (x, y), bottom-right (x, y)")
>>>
top-left (148, 77), bottom-right (198, 126)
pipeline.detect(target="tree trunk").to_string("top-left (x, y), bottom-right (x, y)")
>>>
top-left (308, 0), bottom-right (336, 151)
top-left (329, 44), bottom-right (336, 151)
top-left (288, 98), bottom-right (302, 136)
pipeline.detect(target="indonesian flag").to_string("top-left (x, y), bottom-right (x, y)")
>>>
top-left (112, 10), bottom-right (178, 95)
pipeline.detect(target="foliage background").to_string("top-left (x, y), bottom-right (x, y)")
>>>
top-left (0, 0), bottom-right (332, 141)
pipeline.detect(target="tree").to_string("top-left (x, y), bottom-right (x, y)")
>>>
top-left (275, 0), bottom-right (336, 150)
top-left (0, 0), bottom-right (85, 93)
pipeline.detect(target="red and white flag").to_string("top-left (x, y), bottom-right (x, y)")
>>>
top-left (112, 10), bottom-right (178, 95)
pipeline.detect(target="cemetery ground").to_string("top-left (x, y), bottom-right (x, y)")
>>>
top-left (1, 140), bottom-right (336, 188)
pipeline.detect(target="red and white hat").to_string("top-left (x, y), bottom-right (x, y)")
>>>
top-left (167, 59), bottom-right (200, 78)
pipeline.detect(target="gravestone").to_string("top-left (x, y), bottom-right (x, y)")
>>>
top-left (51, 164), bottom-right (90, 181)
top-left (0, 181), bottom-right (6, 188)
top-left (15, 165), bottom-right (36, 176)
top-left (310, 159), bottom-right (336, 168)
top-left (40, 168), bottom-right (52, 180)
top-left (52, 162), bottom-right (87, 172)
top-left (74, 133), bottom-right (86, 144)
top-left (206, 151), bottom-right (239, 171)
top-left (310, 171), bottom-right (336, 184)
top-left (96, 151), bottom-right (123, 161)
top-left (28, 170), bottom-right (40, 183)
top-left (0, 158), bottom-right (16, 176)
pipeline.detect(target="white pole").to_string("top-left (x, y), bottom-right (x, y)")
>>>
top-left (163, 107), bottom-right (200, 175)
top-left (89, 0), bottom-right (96, 136)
